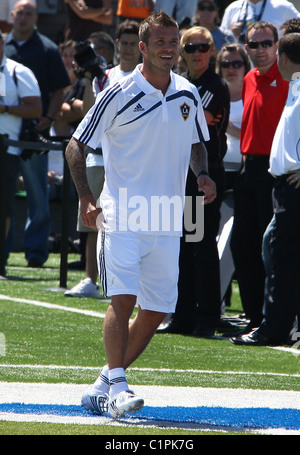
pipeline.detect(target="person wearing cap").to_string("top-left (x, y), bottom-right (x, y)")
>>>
top-left (221, 0), bottom-right (300, 43)
top-left (193, 0), bottom-right (236, 51)
top-left (0, 28), bottom-right (42, 271)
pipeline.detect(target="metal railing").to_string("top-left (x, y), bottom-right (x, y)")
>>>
top-left (0, 134), bottom-right (71, 288)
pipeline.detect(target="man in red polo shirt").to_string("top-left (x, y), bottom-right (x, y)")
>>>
top-left (229, 21), bottom-right (289, 337)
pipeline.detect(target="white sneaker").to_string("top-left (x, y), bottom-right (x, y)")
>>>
top-left (64, 278), bottom-right (100, 298)
top-left (81, 387), bottom-right (108, 415)
top-left (108, 390), bottom-right (144, 418)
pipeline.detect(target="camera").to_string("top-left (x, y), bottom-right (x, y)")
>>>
top-left (239, 33), bottom-right (246, 44)
top-left (73, 41), bottom-right (107, 80)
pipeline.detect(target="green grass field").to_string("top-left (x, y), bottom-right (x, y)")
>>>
top-left (1, 253), bottom-right (300, 436)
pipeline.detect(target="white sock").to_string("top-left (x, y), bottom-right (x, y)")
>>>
top-left (109, 367), bottom-right (128, 398)
top-left (92, 365), bottom-right (110, 394)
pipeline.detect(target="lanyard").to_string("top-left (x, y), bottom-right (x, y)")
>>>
top-left (97, 69), bottom-right (111, 92)
top-left (239, 0), bottom-right (267, 30)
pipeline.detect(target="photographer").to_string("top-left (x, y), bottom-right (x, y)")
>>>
top-left (52, 36), bottom-right (111, 140)
top-left (51, 40), bottom-right (86, 139)
top-left (65, 21), bottom-right (141, 300)
top-left (80, 31), bottom-right (115, 116)
top-left (65, 32), bottom-right (114, 296)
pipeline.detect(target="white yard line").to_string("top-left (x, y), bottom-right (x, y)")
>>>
top-left (0, 294), bottom-right (107, 318)
top-left (1, 363), bottom-right (300, 379)
top-left (1, 382), bottom-right (300, 434)
top-left (1, 382), bottom-right (300, 409)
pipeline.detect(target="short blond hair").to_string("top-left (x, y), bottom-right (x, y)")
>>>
top-left (180, 26), bottom-right (214, 49)
top-left (139, 11), bottom-right (179, 44)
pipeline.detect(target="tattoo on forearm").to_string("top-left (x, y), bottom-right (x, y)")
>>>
top-left (190, 143), bottom-right (208, 177)
top-left (65, 138), bottom-right (92, 198)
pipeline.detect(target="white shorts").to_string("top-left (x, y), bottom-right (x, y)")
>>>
top-left (97, 231), bottom-right (180, 313)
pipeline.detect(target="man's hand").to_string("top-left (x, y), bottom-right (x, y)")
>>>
top-left (286, 170), bottom-right (300, 189)
top-left (205, 111), bottom-right (222, 126)
top-left (230, 21), bottom-right (243, 39)
top-left (197, 174), bottom-right (217, 204)
top-left (80, 194), bottom-right (102, 230)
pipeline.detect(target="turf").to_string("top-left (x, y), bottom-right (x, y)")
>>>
top-left (0, 253), bottom-right (299, 435)
top-left (0, 420), bottom-right (246, 435)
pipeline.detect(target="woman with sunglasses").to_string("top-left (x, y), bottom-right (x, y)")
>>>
top-left (193, 0), bottom-right (236, 51)
top-left (215, 43), bottom-right (250, 313)
top-left (216, 43), bottom-right (251, 185)
top-left (159, 26), bottom-right (230, 337)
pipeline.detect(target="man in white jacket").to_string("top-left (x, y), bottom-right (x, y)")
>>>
top-left (221, 0), bottom-right (300, 43)
top-left (0, 29), bottom-right (41, 250)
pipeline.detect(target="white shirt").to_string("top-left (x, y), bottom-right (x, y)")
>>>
top-left (93, 65), bottom-right (133, 98)
top-left (224, 99), bottom-right (243, 168)
top-left (86, 65), bottom-right (134, 168)
top-left (221, 0), bottom-right (300, 36)
top-left (269, 78), bottom-right (300, 176)
top-left (74, 65), bottom-right (209, 235)
top-left (0, 56), bottom-right (41, 156)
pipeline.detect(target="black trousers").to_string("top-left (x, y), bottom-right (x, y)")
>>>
top-left (6, 153), bottom-right (20, 218)
top-left (259, 177), bottom-right (300, 343)
top-left (230, 156), bottom-right (274, 327)
top-left (173, 166), bottom-right (225, 332)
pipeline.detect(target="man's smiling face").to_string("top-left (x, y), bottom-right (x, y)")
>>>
top-left (141, 25), bottom-right (179, 75)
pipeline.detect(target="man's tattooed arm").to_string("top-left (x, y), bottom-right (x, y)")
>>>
top-left (65, 137), bottom-right (100, 229)
top-left (65, 137), bottom-right (92, 199)
top-left (190, 142), bottom-right (208, 178)
top-left (190, 142), bottom-right (217, 205)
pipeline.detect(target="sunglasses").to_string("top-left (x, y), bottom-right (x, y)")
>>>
top-left (220, 60), bottom-right (244, 69)
top-left (184, 43), bottom-right (211, 54)
top-left (198, 5), bottom-right (215, 11)
top-left (247, 40), bottom-right (274, 49)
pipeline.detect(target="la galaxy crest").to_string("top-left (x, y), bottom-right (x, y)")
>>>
top-left (180, 102), bottom-right (190, 121)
